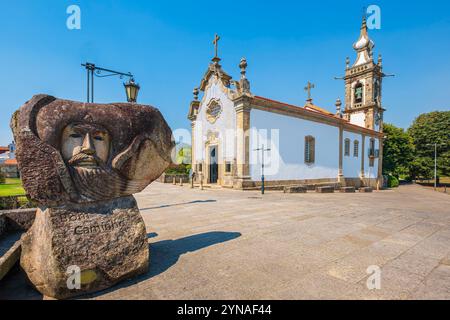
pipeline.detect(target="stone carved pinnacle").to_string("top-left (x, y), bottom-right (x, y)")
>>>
top-left (238, 57), bottom-right (250, 95)
top-left (193, 87), bottom-right (199, 101)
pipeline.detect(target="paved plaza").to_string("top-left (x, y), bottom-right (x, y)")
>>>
top-left (1, 183), bottom-right (450, 299)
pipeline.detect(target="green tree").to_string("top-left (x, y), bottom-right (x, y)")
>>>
top-left (437, 150), bottom-right (450, 177)
top-left (382, 123), bottom-right (414, 177)
top-left (176, 146), bottom-right (192, 165)
top-left (408, 111), bottom-right (450, 178)
top-left (164, 145), bottom-right (192, 175)
top-left (0, 171), bottom-right (5, 184)
top-left (409, 157), bottom-right (433, 180)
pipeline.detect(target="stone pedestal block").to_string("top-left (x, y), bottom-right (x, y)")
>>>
top-left (20, 196), bottom-right (149, 299)
top-left (359, 187), bottom-right (373, 193)
top-left (340, 187), bottom-right (356, 193)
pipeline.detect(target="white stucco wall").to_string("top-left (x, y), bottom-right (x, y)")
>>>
top-left (343, 131), bottom-right (362, 178)
top-left (350, 111), bottom-right (365, 127)
top-left (194, 77), bottom-right (236, 164)
top-left (249, 109), bottom-right (340, 181)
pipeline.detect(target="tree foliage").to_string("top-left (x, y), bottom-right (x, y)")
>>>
top-left (165, 145), bottom-right (192, 175)
top-left (408, 111), bottom-right (450, 178)
top-left (387, 175), bottom-right (399, 188)
top-left (408, 156), bottom-right (434, 180)
top-left (383, 111), bottom-right (449, 180)
top-left (176, 146), bottom-right (192, 165)
top-left (382, 123), bottom-right (414, 177)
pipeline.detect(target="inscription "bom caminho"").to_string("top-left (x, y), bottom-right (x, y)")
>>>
top-left (74, 219), bottom-right (126, 235)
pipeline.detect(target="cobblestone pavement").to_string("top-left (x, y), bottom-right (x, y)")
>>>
top-left (1, 183), bottom-right (449, 300)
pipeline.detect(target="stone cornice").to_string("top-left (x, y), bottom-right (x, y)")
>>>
top-left (343, 103), bottom-right (385, 114)
top-left (345, 62), bottom-right (382, 80)
top-left (199, 62), bottom-right (232, 92)
top-left (234, 95), bottom-right (252, 113)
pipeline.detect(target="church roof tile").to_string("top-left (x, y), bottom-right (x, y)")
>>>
top-left (251, 96), bottom-right (381, 136)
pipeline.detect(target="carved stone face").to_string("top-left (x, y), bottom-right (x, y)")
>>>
top-left (61, 123), bottom-right (111, 169)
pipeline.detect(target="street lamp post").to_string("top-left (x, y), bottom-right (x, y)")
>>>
top-left (426, 143), bottom-right (446, 190)
top-left (254, 144), bottom-right (271, 195)
top-left (434, 143), bottom-right (437, 190)
top-left (81, 62), bottom-right (140, 103)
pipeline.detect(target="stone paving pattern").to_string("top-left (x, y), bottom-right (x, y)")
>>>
top-left (1, 183), bottom-right (449, 300)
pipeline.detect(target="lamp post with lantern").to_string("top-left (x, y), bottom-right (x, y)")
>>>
top-left (82, 62), bottom-right (140, 103)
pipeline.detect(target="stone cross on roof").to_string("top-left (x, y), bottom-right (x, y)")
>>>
top-left (212, 33), bottom-right (221, 62)
top-left (304, 81), bottom-right (315, 104)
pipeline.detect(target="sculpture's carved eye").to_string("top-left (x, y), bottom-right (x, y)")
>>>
top-left (93, 135), bottom-right (104, 141)
top-left (70, 133), bottom-right (82, 139)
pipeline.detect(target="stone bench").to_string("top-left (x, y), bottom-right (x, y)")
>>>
top-left (316, 186), bottom-right (335, 193)
top-left (359, 187), bottom-right (373, 193)
top-left (0, 232), bottom-right (22, 281)
top-left (340, 187), bottom-right (356, 193)
top-left (284, 185), bottom-right (307, 193)
top-left (0, 208), bottom-right (36, 281)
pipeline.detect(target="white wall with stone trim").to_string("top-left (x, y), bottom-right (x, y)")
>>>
top-left (364, 135), bottom-right (379, 179)
top-left (249, 109), bottom-right (340, 181)
top-left (194, 77), bottom-right (236, 163)
top-left (343, 130), bottom-right (362, 178)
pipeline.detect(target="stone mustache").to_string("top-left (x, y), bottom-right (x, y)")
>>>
top-left (11, 95), bottom-right (174, 299)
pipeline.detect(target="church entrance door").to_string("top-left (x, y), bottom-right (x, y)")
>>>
top-left (209, 146), bottom-right (218, 184)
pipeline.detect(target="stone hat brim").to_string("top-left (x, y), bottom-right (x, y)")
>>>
top-left (33, 96), bottom-right (173, 163)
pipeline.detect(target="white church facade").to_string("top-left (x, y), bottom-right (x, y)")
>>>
top-left (188, 18), bottom-right (386, 190)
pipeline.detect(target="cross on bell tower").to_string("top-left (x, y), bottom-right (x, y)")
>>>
top-left (304, 81), bottom-right (315, 105)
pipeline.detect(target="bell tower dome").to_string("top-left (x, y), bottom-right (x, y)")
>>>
top-left (343, 17), bottom-right (384, 131)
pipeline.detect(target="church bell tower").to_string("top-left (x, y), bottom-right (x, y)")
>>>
top-left (343, 17), bottom-right (384, 132)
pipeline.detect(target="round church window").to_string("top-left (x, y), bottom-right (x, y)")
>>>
top-left (206, 99), bottom-right (222, 124)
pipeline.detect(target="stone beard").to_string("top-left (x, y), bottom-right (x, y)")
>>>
top-left (67, 160), bottom-right (149, 202)
top-left (69, 165), bottom-right (133, 201)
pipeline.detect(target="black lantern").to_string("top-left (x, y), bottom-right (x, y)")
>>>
top-left (124, 78), bottom-right (140, 103)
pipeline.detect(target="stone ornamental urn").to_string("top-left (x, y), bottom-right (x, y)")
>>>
top-left (10, 95), bottom-right (174, 299)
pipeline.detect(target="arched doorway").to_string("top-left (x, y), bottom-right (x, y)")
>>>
top-left (209, 146), bottom-right (218, 184)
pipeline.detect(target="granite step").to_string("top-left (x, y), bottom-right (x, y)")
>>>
top-left (316, 186), bottom-right (335, 193)
top-left (284, 185), bottom-right (307, 193)
top-left (0, 231), bottom-right (23, 281)
top-left (340, 186), bottom-right (356, 193)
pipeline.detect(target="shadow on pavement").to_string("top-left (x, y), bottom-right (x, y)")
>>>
top-left (140, 199), bottom-right (217, 211)
top-left (83, 231), bottom-right (241, 299)
top-left (148, 231), bottom-right (241, 277)
top-left (0, 231), bottom-right (241, 300)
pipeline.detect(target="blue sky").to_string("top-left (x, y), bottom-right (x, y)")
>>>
top-left (0, 0), bottom-right (449, 145)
